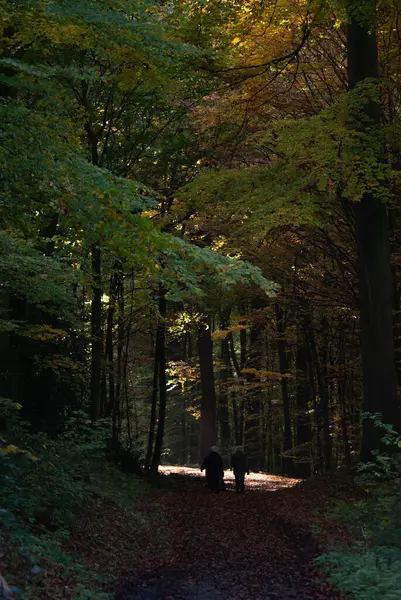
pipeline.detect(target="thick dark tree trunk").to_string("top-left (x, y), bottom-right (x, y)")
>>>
top-left (90, 244), bottom-right (102, 421)
top-left (146, 341), bottom-right (159, 466)
top-left (198, 317), bottom-right (217, 461)
top-left (389, 210), bottom-right (401, 387)
top-left (275, 303), bottom-right (293, 474)
top-left (347, 2), bottom-right (401, 458)
top-left (151, 290), bottom-right (167, 473)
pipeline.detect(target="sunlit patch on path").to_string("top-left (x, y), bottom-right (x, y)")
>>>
top-left (159, 465), bottom-right (300, 491)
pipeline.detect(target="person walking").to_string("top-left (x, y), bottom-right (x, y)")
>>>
top-left (201, 445), bottom-right (224, 492)
top-left (230, 446), bottom-right (249, 492)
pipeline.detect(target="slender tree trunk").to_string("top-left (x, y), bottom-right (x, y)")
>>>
top-left (114, 277), bottom-right (124, 439)
top-left (122, 272), bottom-right (135, 450)
top-left (151, 289), bottom-right (167, 473)
top-left (319, 316), bottom-right (332, 471)
top-left (305, 312), bottom-right (323, 473)
top-left (339, 327), bottom-right (352, 468)
top-left (88, 126), bottom-right (102, 422)
top-left (181, 394), bottom-right (187, 465)
top-left (146, 340), bottom-right (159, 466)
top-left (295, 328), bottom-right (312, 478)
top-left (106, 277), bottom-right (117, 440)
top-left (198, 317), bottom-right (217, 461)
top-left (228, 331), bottom-right (242, 445)
top-left (275, 303), bottom-right (293, 474)
top-left (105, 266), bottom-right (121, 440)
top-left (239, 315), bottom-right (247, 445)
top-left (307, 315), bottom-right (332, 471)
top-left (181, 333), bottom-right (189, 464)
top-left (347, 1), bottom-right (401, 458)
top-left (244, 300), bottom-right (264, 471)
top-left (218, 309), bottom-right (231, 454)
top-left (146, 288), bottom-right (164, 467)
top-left (90, 244), bottom-right (102, 421)
top-left (183, 331), bottom-right (194, 464)
top-left (267, 395), bottom-right (273, 472)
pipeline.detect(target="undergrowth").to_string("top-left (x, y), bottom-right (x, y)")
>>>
top-left (0, 399), bottom-right (157, 600)
top-left (317, 414), bottom-right (401, 600)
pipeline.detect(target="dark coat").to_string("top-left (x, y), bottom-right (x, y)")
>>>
top-left (201, 451), bottom-right (224, 478)
top-left (230, 450), bottom-right (249, 476)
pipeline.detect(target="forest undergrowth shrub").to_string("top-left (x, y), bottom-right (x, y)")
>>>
top-left (0, 401), bottom-right (152, 600)
top-left (317, 414), bottom-right (401, 600)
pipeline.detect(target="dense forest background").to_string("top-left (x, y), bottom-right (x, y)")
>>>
top-left (2, 0), bottom-right (401, 477)
top-left (4, 2), bottom-right (401, 600)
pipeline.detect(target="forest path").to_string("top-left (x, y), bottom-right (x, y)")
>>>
top-left (115, 467), bottom-right (345, 600)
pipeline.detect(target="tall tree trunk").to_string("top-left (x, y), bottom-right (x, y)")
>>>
top-left (304, 312), bottom-right (323, 473)
top-left (267, 395), bottom-right (273, 472)
top-left (114, 276), bottom-right (125, 439)
top-left (90, 244), bottom-right (102, 421)
top-left (122, 271), bottom-right (135, 450)
top-left (239, 312), bottom-right (247, 445)
top-left (295, 328), bottom-right (312, 478)
top-left (89, 126), bottom-right (102, 422)
top-left (183, 331), bottom-right (194, 464)
top-left (347, 1), bottom-right (401, 458)
top-left (181, 333), bottom-right (189, 464)
top-left (218, 309), bottom-right (231, 455)
top-left (306, 314), bottom-right (332, 471)
top-left (244, 301), bottom-right (264, 471)
top-left (105, 270), bottom-right (119, 441)
top-left (339, 327), bottom-right (352, 468)
top-left (151, 289), bottom-right (167, 473)
top-left (146, 336), bottom-right (159, 466)
top-left (318, 316), bottom-right (332, 471)
top-left (198, 317), bottom-right (217, 461)
top-left (146, 286), bottom-right (165, 467)
top-left (389, 210), bottom-right (401, 387)
top-left (228, 333), bottom-right (241, 445)
top-left (275, 303), bottom-right (293, 474)
top-left (308, 320), bottom-right (332, 471)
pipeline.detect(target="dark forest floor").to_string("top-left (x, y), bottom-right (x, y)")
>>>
top-left (105, 468), bottom-right (357, 600)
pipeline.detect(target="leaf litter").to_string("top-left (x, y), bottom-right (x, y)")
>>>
top-left (110, 468), bottom-right (358, 600)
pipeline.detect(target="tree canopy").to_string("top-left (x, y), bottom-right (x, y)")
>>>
top-left (2, 1), bottom-right (401, 597)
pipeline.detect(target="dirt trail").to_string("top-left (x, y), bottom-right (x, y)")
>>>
top-left (115, 468), bottom-right (344, 600)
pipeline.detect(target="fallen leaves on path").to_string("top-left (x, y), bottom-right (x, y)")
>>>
top-left (2, 467), bottom-right (360, 599)
top-left (114, 467), bottom-right (356, 600)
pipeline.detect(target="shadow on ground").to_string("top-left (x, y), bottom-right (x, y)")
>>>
top-left (114, 466), bottom-right (344, 600)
